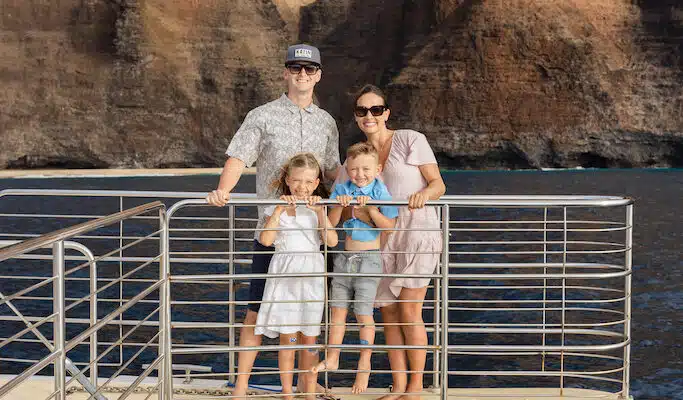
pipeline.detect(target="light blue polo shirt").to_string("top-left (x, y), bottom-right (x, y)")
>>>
top-left (330, 179), bottom-right (399, 242)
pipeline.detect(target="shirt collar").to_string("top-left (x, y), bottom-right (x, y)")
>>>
top-left (279, 93), bottom-right (317, 114)
top-left (347, 179), bottom-right (377, 195)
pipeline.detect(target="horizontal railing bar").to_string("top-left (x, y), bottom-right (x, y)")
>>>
top-left (449, 240), bottom-right (625, 247)
top-left (449, 262), bottom-right (625, 269)
top-left (172, 343), bottom-right (439, 355)
top-left (0, 312), bottom-right (56, 351)
top-left (0, 201), bottom-right (164, 262)
top-left (445, 341), bottom-right (629, 351)
top-left (65, 280), bottom-right (162, 353)
top-left (0, 276), bottom-right (57, 307)
top-left (446, 306), bottom-right (624, 314)
top-left (0, 350), bottom-right (60, 398)
top-left (446, 327), bottom-right (624, 337)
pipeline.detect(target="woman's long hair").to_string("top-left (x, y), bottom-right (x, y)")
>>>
top-left (273, 153), bottom-right (330, 198)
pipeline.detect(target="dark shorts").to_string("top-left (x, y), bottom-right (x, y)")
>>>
top-left (248, 240), bottom-right (274, 313)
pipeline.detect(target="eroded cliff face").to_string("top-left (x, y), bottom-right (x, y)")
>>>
top-left (1, 0), bottom-right (681, 170)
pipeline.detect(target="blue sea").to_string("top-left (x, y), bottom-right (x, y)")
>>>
top-left (0, 168), bottom-right (681, 399)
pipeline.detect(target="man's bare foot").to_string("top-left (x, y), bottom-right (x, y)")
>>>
top-left (351, 359), bottom-right (371, 394)
top-left (377, 387), bottom-right (405, 400)
top-left (311, 358), bottom-right (339, 374)
top-left (231, 384), bottom-right (248, 399)
top-left (282, 387), bottom-right (294, 400)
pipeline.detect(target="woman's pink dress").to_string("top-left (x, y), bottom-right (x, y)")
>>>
top-left (374, 129), bottom-right (442, 307)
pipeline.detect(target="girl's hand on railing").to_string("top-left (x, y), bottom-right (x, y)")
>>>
top-left (336, 195), bottom-right (353, 207)
top-left (206, 189), bottom-right (231, 207)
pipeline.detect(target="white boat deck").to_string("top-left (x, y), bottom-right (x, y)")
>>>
top-left (1, 376), bottom-right (622, 399)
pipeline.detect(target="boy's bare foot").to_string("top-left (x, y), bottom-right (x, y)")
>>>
top-left (311, 358), bottom-right (339, 373)
top-left (351, 359), bottom-right (371, 394)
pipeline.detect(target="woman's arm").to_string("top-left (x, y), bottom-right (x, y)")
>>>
top-left (408, 164), bottom-right (446, 209)
top-left (258, 207), bottom-right (284, 247)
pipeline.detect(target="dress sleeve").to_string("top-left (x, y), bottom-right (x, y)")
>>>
top-left (406, 131), bottom-right (438, 166)
top-left (225, 109), bottom-right (263, 167)
top-left (263, 205), bottom-right (276, 216)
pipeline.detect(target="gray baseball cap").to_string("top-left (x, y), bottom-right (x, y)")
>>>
top-left (285, 44), bottom-right (322, 67)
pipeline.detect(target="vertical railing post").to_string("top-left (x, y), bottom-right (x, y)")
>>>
top-left (560, 207), bottom-right (568, 395)
top-left (541, 207), bottom-right (548, 372)
top-left (433, 207), bottom-right (441, 389)
top-left (228, 205), bottom-right (236, 385)
top-left (89, 249), bottom-right (98, 388)
top-left (53, 240), bottom-right (66, 400)
top-left (440, 205), bottom-right (450, 400)
top-left (160, 208), bottom-right (173, 400)
top-left (622, 204), bottom-right (633, 399)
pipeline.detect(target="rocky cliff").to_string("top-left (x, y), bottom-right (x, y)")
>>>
top-left (1, 0), bottom-right (682, 170)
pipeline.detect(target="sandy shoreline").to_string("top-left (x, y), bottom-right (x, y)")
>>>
top-left (0, 167), bottom-right (256, 178)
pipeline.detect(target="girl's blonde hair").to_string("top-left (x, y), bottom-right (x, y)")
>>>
top-left (273, 153), bottom-right (330, 198)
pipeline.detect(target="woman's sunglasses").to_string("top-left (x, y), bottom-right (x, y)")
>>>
top-left (286, 64), bottom-right (320, 75)
top-left (354, 105), bottom-right (388, 117)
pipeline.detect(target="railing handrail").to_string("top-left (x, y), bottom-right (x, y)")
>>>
top-left (0, 188), bottom-right (632, 206)
top-left (0, 201), bottom-right (164, 263)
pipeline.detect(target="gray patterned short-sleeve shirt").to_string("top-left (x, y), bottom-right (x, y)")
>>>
top-left (226, 93), bottom-right (340, 238)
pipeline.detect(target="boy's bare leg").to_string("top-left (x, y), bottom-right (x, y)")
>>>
top-left (352, 314), bottom-right (375, 394)
top-left (233, 310), bottom-right (261, 398)
top-left (312, 307), bottom-right (348, 373)
top-left (279, 333), bottom-right (297, 400)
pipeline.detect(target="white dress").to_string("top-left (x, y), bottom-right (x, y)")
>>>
top-left (255, 206), bottom-right (325, 338)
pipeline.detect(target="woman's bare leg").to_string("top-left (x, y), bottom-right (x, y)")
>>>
top-left (377, 303), bottom-right (407, 400)
top-left (312, 307), bottom-right (348, 372)
top-left (352, 313), bottom-right (375, 394)
top-left (397, 286), bottom-right (429, 400)
top-left (278, 333), bottom-right (297, 400)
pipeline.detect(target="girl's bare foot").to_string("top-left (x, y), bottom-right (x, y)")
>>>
top-left (311, 357), bottom-right (339, 373)
top-left (351, 359), bottom-right (371, 394)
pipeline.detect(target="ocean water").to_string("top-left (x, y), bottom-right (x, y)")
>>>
top-left (0, 168), bottom-right (681, 399)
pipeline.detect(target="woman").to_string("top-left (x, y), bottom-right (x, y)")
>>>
top-left (352, 84), bottom-right (445, 400)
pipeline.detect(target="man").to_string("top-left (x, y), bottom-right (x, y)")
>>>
top-left (206, 43), bottom-right (340, 398)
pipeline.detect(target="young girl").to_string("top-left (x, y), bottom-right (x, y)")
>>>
top-left (255, 153), bottom-right (338, 400)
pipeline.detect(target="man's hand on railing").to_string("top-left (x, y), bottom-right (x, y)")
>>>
top-left (206, 189), bottom-right (231, 207)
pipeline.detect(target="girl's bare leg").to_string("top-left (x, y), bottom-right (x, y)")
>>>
top-left (299, 333), bottom-right (319, 400)
top-left (279, 333), bottom-right (297, 400)
top-left (352, 313), bottom-right (375, 394)
top-left (377, 303), bottom-right (407, 400)
top-left (397, 286), bottom-right (429, 400)
top-left (312, 307), bottom-right (348, 372)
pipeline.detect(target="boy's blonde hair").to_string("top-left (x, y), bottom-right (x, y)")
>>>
top-left (346, 141), bottom-right (379, 161)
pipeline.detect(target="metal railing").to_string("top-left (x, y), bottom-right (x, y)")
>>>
top-left (0, 189), bottom-right (633, 399)
top-left (0, 199), bottom-right (167, 400)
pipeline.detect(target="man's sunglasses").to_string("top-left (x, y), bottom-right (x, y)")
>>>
top-left (354, 105), bottom-right (388, 117)
top-left (286, 64), bottom-right (320, 75)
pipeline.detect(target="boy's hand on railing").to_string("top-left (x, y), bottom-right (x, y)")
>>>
top-left (336, 195), bottom-right (353, 207)
top-left (206, 189), bottom-right (231, 207)
top-left (356, 195), bottom-right (371, 207)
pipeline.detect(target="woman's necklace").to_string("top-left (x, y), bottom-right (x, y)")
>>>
top-left (378, 130), bottom-right (394, 166)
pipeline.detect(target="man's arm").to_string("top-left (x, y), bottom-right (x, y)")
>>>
top-left (206, 157), bottom-right (245, 206)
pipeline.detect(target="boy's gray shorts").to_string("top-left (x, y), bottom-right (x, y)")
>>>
top-left (330, 251), bottom-right (382, 316)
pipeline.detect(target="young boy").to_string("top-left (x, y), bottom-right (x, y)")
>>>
top-left (312, 141), bottom-right (398, 394)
